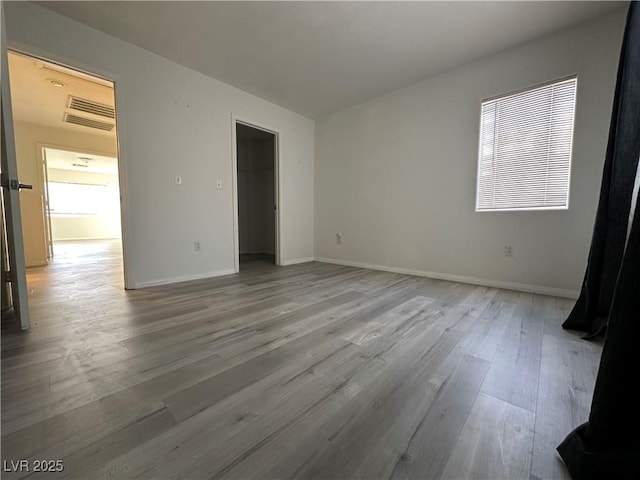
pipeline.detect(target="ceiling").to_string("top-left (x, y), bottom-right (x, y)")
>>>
top-left (45, 147), bottom-right (118, 175)
top-left (8, 51), bottom-right (116, 137)
top-left (37, 1), bottom-right (626, 119)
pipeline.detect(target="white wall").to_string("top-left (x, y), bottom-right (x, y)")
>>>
top-left (6, 2), bottom-right (314, 287)
top-left (314, 10), bottom-right (626, 296)
top-left (13, 120), bottom-right (118, 266)
top-left (237, 136), bottom-right (275, 256)
top-left (47, 168), bottom-right (121, 241)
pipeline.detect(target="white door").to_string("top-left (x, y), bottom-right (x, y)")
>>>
top-left (1, 3), bottom-right (31, 330)
top-left (41, 148), bottom-right (54, 260)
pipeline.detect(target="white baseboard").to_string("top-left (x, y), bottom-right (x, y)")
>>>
top-left (26, 260), bottom-right (48, 268)
top-left (54, 237), bottom-right (121, 242)
top-left (314, 257), bottom-right (579, 299)
top-left (133, 268), bottom-right (236, 289)
top-left (281, 257), bottom-right (315, 266)
top-left (131, 257), bottom-right (579, 298)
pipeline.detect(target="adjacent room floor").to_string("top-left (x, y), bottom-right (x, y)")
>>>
top-left (1, 243), bottom-right (602, 479)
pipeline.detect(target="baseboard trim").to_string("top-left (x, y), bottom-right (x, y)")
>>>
top-left (281, 257), bottom-right (315, 266)
top-left (133, 268), bottom-right (236, 289)
top-left (313, 257), bottom-right (579, 299)
top-left (26, 260), bottom-right (48, 268)
top-left (54, 237), bottom-right (121, 241)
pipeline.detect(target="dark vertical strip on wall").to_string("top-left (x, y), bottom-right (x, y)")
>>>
top-left (558, 4), bottom-right (640, 479)
top-left (562, 3), bottom-right (640, 338)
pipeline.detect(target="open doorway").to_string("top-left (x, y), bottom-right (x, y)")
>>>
top-left (235, 122), bottom-right (278, 271)
top-left (43, 147), bottom-right (121, 257)
top-left (6, 50), bottom-right (126, 290)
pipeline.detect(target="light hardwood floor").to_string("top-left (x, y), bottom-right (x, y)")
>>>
top-left (1, 240), bottom-right (602, 479)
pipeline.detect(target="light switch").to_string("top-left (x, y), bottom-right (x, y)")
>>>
top-left (175, 175), bottom-right (183, 185)
top-left (216, 179), bottom-right (223, 190)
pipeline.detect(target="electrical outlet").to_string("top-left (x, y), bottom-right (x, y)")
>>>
top-left (504, 245), bottom-right (513, 257)
top-left (336, 233), bottom-right (342, 245)
top-left (194, 241), bottom-right (202, 252)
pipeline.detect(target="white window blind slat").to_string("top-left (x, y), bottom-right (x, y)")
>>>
top-left (476, 77), bottom-right (577, 211)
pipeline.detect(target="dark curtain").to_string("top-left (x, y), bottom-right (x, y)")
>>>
top-left (557, 4), bottom-right (640, 479)
top-left (562, 2), bottom-right (640, 339)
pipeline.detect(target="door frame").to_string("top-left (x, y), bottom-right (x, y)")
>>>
top-left (2, 3), bottom-right (29, 328)
top-left (231, 115), bottom-right (281, 272)
top-left (5, 46), bottom-right (133, 290)
top-left (41, 147), bottom-right (54, 260)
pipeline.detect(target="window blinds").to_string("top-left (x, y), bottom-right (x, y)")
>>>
top-left (476, 77), bottom-right (577, 211)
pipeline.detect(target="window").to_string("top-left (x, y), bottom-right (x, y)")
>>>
top-left (476, 77), bottom-right (577, 211)
top-left (47, 182), bottom-right (109, 216)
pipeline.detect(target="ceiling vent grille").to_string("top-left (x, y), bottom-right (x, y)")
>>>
top-left (63, 113), bottom-right (115, 132)
top-left (67, 96), bottom-right (115, 119)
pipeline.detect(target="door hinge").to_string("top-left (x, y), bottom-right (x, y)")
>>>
top-left (3, 270), bottom-right (11, 283)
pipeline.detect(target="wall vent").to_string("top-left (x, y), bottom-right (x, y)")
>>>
top-left (63, 113), bottom-right (115, 132)
top-left (67, 96), bottom-right (115, 119)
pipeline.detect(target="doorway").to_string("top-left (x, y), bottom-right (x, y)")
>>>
top-left (42, 147), bottom-right (122, 258)
top-left (6, 50), bottom-right (126, 291)
top-left (234, 121), bottom-right (279, 271)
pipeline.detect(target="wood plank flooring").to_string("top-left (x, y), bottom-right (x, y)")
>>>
top-left (1, 240), bottom-right (603, 479)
